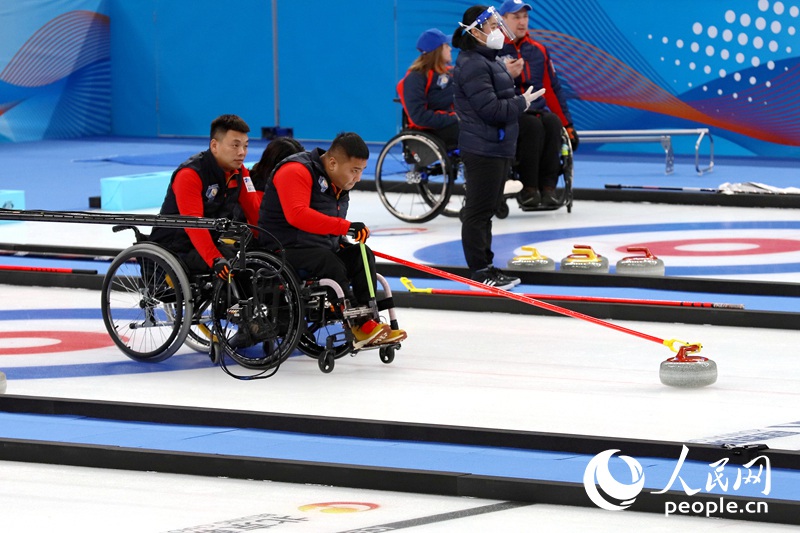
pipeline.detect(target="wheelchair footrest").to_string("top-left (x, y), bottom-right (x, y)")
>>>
top-left (518, 204), bottom-right (563, 212)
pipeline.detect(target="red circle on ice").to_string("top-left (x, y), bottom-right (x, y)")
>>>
top-left (618, 238), bottom-right (800, 257)
top-left (0, 331), bottom-right (114, 355)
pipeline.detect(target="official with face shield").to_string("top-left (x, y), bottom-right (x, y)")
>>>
top-left (452, 5), bottom-right (544, 290)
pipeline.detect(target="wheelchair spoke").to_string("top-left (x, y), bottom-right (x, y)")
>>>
top-left (101, 244), bottom-right (193, 362)
top-left (375, 131), bottom-right (453, 223)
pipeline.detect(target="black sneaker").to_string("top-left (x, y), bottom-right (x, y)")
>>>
top-left (517, 187), bottom-right (541, 208)
top-left (226, 328), bottom-right (254, 349)
top-left (227, 320), bottom-right (274, 349)
top-left (471, 267), bottom-right (521, 290)
top-left (541, 187), bottom-right (560, 206)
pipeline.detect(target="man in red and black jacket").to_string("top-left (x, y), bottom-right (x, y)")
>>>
top-left (500, 0), bottom-right (579, 208)
top-left (150, 114), bottom-right (260, 280)
top-left (258, 132), bottom-right (407, 348)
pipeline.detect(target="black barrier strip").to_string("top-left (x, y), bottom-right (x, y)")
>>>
top-left (2, 395), bottom-right (799, 470)
top-left (0, 267), bottom-right (797, 329)
top-left (573, 188), bottom-right (800, 208)
top-left (392, 293), bottom-right (800, 331)
top-left (3, 241), bottom-right (800, 297)
top-left (332, 501), bottom-right (533, 532)
top-left (354, 179), bottom-right (800, 208)
top-left (375, 263), bottom-right (800, 297)
top-left (0, 243), bottom-right (119, 261)
top-left (0, 438), bottom-right (797, 526)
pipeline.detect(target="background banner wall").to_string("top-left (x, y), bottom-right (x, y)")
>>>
top-left (0, 0), bottom-right (110, 142)
top-left (1, 0), bottom-right (797, 158)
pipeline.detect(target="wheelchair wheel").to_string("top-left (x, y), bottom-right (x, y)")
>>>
top-left (375, 130), bottom-right (454, 223)
top-left (532, 128), bottom-right (574, 212)
top-left (440, 157), bottom-right (466, 218)
top-left (380, 345), bottom-right (396, 364)
top-left (296, 284), bottom-right (353, 361)
top-left (212, 251), bottom-right (303, 370)
top-left (101, 243), bottom-right (193, 362)
top-left (560, 128), bottom-right (575, 213)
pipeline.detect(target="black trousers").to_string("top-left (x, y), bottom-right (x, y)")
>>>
top-left (282, 244), bottom-right (377, 306)
top-left (516, 110), bottom-right (563, 189)
top-left (181, 242), bottom-right (236, 274)
top-left (460, 152), bottom-right (512, 273)
top-left (433, 123), bottom-right (460, 151)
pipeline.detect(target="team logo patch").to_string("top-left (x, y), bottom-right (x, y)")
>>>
top-left (205, 184), bottom-right (220, 200)
top-left (319, 176), bottom-right (328, 193)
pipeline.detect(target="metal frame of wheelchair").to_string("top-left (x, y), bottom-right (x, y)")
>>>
top-left (102, 225), bottom-right (401, 376)
top-left (0, 209), bottom-right (400, 377)
top-left (374, 126), bottom-right (574, 223)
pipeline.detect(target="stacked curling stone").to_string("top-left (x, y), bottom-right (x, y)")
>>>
top-left (507, 246), bottom-right (555, 271)
top-left (616, 247), bottom-right (665, 276)
top-left (560, 245), bottom-right (609, 273)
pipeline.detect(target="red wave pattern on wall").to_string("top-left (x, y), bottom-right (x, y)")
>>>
top-left (0, 10), bottom-right (110, 88)
top-left (533, 30), bottom-right (800, 146)
top-left (0, 101), bottom-right (22, 116)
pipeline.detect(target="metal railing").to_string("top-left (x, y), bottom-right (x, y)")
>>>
top-left (578, 128), bottom-right (714, 176)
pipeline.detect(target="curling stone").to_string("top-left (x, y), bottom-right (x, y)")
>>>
top-left (0, 371), bottom-right (6, 394)
top-left (507, 246), bottom-right (555, 271)
top-left (616, 247), bottom-right (665, 276)
top-left (560, 245), bottom-right (609, 273)
top-left (659, 344), bottom-right (717, 388)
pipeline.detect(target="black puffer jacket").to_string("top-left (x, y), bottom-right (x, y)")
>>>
top-left (453, 46), bottom-right (526, 158)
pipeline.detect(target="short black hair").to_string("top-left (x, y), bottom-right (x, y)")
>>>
top-left (210, 114), bottom-right (250, 140)
top-left (452, 5), bottom-right (489, 51)
top-left (328, 132), bottom-right (369, 160)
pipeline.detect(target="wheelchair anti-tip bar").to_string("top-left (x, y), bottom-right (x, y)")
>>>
top-left (0, 208), bottom-right (242, 232)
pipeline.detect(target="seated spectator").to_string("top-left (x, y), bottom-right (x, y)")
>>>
top-left (500, 0), bottom-right (579, 207)
top-left (397, 28), bottom-right (458, 149)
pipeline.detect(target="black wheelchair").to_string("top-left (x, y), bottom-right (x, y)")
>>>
top-left (374, 124), bottom-right (573, 223)
top-left (100, 221), bottom-right (401, 377)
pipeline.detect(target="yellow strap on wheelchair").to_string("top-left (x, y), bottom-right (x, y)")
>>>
top-left (360, 242), bottom-right (375, 299)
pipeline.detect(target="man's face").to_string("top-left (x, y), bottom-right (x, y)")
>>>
top-left (211, 129), bottom-right (249, 172)
top-left (503, 10), bottom-right (529, 40)
top-left (326, 154), bottom-right (368, 191)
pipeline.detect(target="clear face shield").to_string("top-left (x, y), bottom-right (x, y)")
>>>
top-left (459, 6), bottom-right (516, 49)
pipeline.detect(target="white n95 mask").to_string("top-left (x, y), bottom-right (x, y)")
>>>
top-left (485, 28), bottom-right (505, 50)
